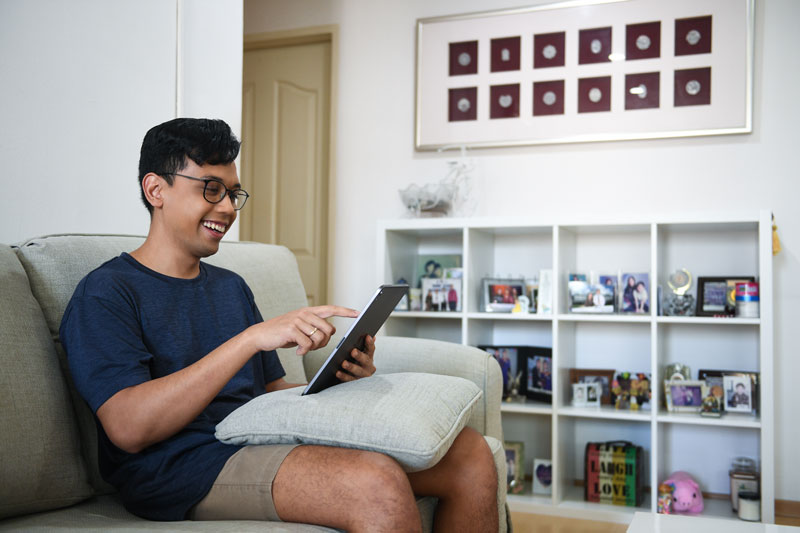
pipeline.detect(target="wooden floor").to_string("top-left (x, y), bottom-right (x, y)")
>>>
top-left (510, 512), bottom-right (628, 532)
top-left (510, 511), bottom-right (800, 532)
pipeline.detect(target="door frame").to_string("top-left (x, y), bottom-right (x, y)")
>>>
top-left (242, 25), bottom-right (339, 305)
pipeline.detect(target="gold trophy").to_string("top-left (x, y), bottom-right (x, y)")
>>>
top-left (664, 269), bottom-right (695, 316)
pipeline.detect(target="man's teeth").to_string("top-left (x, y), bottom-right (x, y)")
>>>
top-left (203, 221), bottom-right (226, 233)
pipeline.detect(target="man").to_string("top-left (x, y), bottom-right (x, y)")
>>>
top-left (60, 118), bottom-right (498, 532)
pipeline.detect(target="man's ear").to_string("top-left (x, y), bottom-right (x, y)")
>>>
top-left (141, 173), bottom-right (165, 209)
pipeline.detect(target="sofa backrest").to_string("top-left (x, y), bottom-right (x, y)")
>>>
top-left (12, 234), bottom-right (310, 496)
top-left (0, 244), bottom-right (93, 518)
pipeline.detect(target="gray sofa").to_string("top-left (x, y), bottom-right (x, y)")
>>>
top-left (0, 234), bottom-right (508, 532)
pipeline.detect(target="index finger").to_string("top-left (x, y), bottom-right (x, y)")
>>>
top-left (308, 305), bottom-right (359, 319)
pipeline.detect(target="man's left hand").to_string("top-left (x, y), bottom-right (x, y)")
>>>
top-left (336, 335), bottom-right (376, 382)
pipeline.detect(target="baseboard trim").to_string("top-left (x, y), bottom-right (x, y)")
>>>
top-left (776, 499), bottom-right (800, 519)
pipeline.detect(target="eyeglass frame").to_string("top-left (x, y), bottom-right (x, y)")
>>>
top-left (160, 172), bottom-right (250, 210)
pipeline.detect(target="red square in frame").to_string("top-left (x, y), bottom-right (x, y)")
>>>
top-left (578, 76), bottom-right (611, 113)
top-left (449, 41), bottom-right (478, 76)
top-left (626, 21), bottom-right (660, 60)
top-left (491, 36), bottom-right (521, 72)
top-left (448, 87), bottom-right (478, 121)
top-left (533, 80), bottom-right (565, 116)
top-left (675, 15), bottom-right (712, 56)
top-left (625, 72), bottom-right (660, 110)
top-left (674, 67), bottom-right (711, 107)
top-left (534, 32), bottom-right (565, 69)
top-left (579, 27), bottom-right (611, 64)
top-left (490, 84), bottom-right (520, 119)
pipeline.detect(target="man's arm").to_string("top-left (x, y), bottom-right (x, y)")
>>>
top-left (96, 305), bottom-right (357, 454)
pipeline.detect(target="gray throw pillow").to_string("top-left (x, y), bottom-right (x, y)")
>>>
top-left (215, 372), bottom-right (482, 472)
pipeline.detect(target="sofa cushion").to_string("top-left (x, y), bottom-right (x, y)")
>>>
top-left (0, 493), bottom-right (440, 533)
top-left (14, 234), bottom-right (311, 494)
top-left (215, 372), bottom-right (482, 472)
top-left (0, 245), bottom-right (93, 518)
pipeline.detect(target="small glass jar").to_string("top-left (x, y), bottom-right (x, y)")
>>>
top-left (738, 491), bottom-right (760, 521)
top-left (729, 456), bottom-right (759, 512)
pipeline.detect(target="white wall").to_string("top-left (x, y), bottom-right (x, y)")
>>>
top-left (244, 0), bottom-right (800, 501)
top-left (0, 0), bottom-right (243, 245)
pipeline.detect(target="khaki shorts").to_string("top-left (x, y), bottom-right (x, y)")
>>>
top-left (188, 444), bottom-right (299, 521)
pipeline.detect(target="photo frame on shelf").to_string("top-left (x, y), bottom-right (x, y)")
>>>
top-left (532, 458), bottom-right (553, 495)
top-left (520, 346), bottom-right (553, 403)
top-left (723, 374), bottom-right (754, 413)
top-left (504, 441), bottom-right (525, 494)
top-left (698, 369), bottom-right (759, 413)
top-left (620, 272), bottom-right (650, 314)
top-left (664, 379), bottom-right (707, 413)
top-left (480, 345), bottom-right (521, 400)
top-left (569, 368), bottom-right (615, 405)
top-left (696, 276), bottom-right (755, 316)
top-left (415, 0), bottom-right (753, 150)
top-left (421, 278), bottom-right (462, 312)
top-left (572, 383), bottom-right (588, 407)
top-left (568, 281), bottom-right (615, 313)
top-left (482, 277), bottom-right (526, 313)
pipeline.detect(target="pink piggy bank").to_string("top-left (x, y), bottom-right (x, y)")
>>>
top-left (663, 471), bottom-right (704, 514)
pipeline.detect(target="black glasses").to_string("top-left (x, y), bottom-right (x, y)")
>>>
top-left (166, 173), bottom-right (249, 210)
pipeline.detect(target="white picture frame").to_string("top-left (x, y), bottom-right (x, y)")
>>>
top-left (415, 0), bottom-right (754, 150)
top-left (724, 374), bottom-right (753, 413)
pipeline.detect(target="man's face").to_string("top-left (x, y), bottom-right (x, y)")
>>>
top-left (157, 159), bottom-right (240, 259)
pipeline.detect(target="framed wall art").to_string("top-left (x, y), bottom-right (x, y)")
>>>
top-left (415, 0), bottom-right (754, 150)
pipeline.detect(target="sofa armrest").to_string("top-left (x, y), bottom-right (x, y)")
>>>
top-left (303, 336), bottom-right (503, 443)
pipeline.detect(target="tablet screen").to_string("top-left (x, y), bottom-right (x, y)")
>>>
top-left (302, 284), bottom-right (408, 395)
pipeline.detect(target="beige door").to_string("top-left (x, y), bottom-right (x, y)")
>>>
top-left (241, 38), bottom-right (331, 306)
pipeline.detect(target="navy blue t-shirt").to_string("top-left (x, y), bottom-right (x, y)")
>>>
top-left (59, 253), bottom-right (285, 520)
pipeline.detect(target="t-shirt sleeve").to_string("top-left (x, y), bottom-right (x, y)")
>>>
top-left (60, 294), bottom-right (153, 413)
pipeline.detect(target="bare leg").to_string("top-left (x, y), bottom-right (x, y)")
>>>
top-left (272, 445), bottom-right (422, 533)
top-left (407, 427), bottom-right (499, 533)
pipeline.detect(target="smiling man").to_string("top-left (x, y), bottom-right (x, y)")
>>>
top-left (59, 118), bottom-right (498, 532)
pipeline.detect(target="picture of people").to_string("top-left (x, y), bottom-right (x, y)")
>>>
top-left (421, 278), bottom-right (461, 312)
top-left (621, 273), bottom-right (650, 313)
top-left (504, 441), bottom-right (524, 494)
top-left (586, 382), bottom-right (600, 405)
top-left (416, 254), bottom-right (462, 288)
top-left (481, 346), bottom-right (518, 399)
top-left (527, 355), bottom-right (552, 395)
top-left (568, 281), bottom-right (614, 313)
top-left (665, 380), bottom-right (706, 412)
top-left (572, 383), bottom-right (587, 406)
top-left (671, 384), bottom-right (702, 407)
top-left (483, 278), bottom-right (526, 312)
top-left (724, 375), bottom-right (753, 413)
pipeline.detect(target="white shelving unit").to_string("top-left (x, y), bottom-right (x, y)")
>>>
top-left (377, 211), bottom-right (774, 524)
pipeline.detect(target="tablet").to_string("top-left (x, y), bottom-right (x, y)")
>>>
top-left (302, 284), bottom-right (408, 395)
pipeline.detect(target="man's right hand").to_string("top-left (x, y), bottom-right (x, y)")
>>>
top-left (250, 305), bottom-right (359, 356)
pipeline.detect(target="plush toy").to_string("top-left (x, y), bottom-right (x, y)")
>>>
top-left (657, 483), bottom-right (674, 514)
top-left (662, 471), bottom-right (704, 514)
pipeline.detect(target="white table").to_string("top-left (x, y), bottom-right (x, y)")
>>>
top-left (627, 513), bottom-right (797, 533)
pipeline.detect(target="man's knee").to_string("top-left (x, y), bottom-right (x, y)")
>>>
top-left (445, 428), bottom-right (497, 494)
top-left (347, 450), bottom-right (422, 531)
